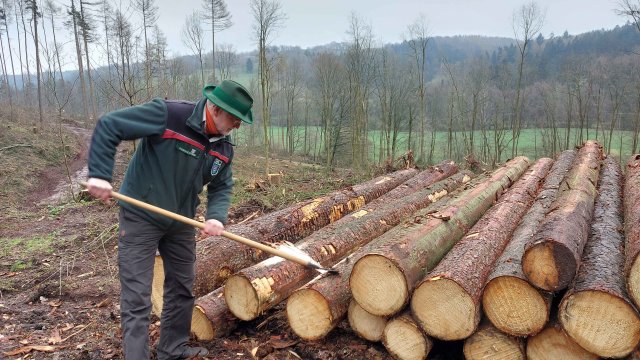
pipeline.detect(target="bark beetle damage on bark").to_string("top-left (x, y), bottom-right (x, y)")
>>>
top-left (382, 310), bottom-right (433, 360)
top-left (526, 319), bottom-right (599, 360)
top-left (625, 154), bottom-right (640, 309)
top-left (192, 167), bottom-right (419, 296)
top-left (285, 183), bottom-right (468, 341)
top-left (223, 167), bottom-right (466, 322)
top-left (191, 287), bottom-right (237, 340)
top-left (349, 157), bottom-right (531, 321)
top-left (463, 320), bottom-right (525, 360)
top-left (410, 158), bottom-right (551, 341)
top-left (559, 156), bottom-right (640, 359)
top-left (522, 140), bottom-right (603, 292)
top-left (482, 150), bottom-right (576, 337)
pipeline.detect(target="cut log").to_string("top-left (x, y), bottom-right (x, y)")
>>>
top-left (410, 158), bottom-right (551, 340)
top-left (224, 165), bottom-right (465, 321)
top-left (382, 311), bottom-right (433, 360)
top-left (625, 154), bottom-right (640, 308)
top-left (190, 287), bottom-right (237, 340)
top-left (522, 140), bottom-right (603, 292)
top-left (348, 299), bottom-right (387, 342)
top-left (286, 163), bottom-right (522, 340)
top-left (463, 320), bottom-right (525, 360)
top-left (558, 156), bottom-right (640, 358)
top-left (349, 157), bottom-right (531, 320)
top-left (526, 320), bottom-right (598, 360)
top-left (151, 168), bottom-right (419, 315)
top-left (482, 150), bottom-right (576, 337)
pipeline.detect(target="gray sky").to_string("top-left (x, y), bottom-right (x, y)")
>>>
top-left (158, 0), bottom-right (628, 56)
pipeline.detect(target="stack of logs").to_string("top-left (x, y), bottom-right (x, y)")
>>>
top-left (154, 140), bottom-right (640, 359)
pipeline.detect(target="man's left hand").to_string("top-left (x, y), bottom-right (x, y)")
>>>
top-left (201, 219), bottom-right (224, 236)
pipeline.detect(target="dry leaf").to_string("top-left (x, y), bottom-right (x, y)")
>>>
top-left (3, 345), bottom-right (58, 356)
top-left (250, 346), bottom-right (259, 357)
top-left (48, 329), bottom-right (62, 344)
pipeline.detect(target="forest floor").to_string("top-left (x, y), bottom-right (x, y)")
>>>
top-left (0, 112), bottom-right (464, 359)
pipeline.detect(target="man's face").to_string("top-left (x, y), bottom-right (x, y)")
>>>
top-left (209, 102), bottom-right (242, 136)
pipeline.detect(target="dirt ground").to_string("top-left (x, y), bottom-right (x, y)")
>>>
top-left (0, 124), bottom-right (464, 359)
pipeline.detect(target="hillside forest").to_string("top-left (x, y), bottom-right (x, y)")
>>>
top-left (1, 0), bottom-right (640, 170)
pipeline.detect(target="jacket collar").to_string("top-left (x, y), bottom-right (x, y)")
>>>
top-left (186, 98), bottom-right (233, 144)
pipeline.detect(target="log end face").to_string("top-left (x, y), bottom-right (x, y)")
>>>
top-left (224, 275), bottom-right (260, 321)
top-left (348, 299), bottom-right (387, 342)
top-left (526, 325), bottom-right (599, 360)
top-left (350, 254), bottom-right (408, 317)
top-left (629, 257), bottom-right (640, 309)
top-left (151, 255), bottom-right (165, 318)
top-left (287, 289), bottom-right (334, 341)
top-left (482, 276), bottom-right (549, 337)
top-left (411, 278), bottom-right (478, 340)
top-left (522, 241), bottom-right (575, 292)
top-left (191, 305), bottom-right (215, 341)
top-left (382, 316), bottom-right (432, 360)
top-left (559, 290), bottom-right (640, 358)
top-left (463, 325), bottom-right (525, 360)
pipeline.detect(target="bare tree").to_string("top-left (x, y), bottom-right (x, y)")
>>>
top-left (0, 5), bottom-right (13, 109)
top-left (617, 0), bottom-right (640, 33)
top-left (134, 0), bottom-right (158, 99)
top-left (406, 14), bottom-right (430, 163)
top-left (25, 0), bottom-right (43, 123)
top-left (215, 42), bottom-right (237, 80)
top-left (313, 52), bottom-right (344, 169)
top-left (78, 0), bottom-right (97, 120)
top-left (1, 0), bottom-right (17, 95)
top-left (182, 11), bottom-right (206, 84)
top-left (201, 0), bottom-right (231, 82)
top-left (511, 1), bottom-right (545, 156)
top-left (250, 0), bottom-right (285, 175)
top-left (68, 0), bottom-right (88, 120)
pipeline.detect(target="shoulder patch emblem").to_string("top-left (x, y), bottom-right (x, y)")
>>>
top-left (211, 158), bottom-right (223, 176)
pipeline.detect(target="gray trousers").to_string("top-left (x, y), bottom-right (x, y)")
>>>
top-left (118, 208), bottom-right (196, 360)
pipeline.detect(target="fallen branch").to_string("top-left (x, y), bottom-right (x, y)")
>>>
top-left (0, 144), bottom-right (33, 152)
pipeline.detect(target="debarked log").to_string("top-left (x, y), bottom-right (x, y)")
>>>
top-left (482, 150), bottom-right (576, 337)
top-left (409, 158), bottom-right (552, 340)
top-left (223, 170), bottom-right (467, 322)
top-left (348, 157), bottom-right (531, 320)
top-left (558, 156), bottom-right (640, 359)
top-left (522, 140), bottom-right (603, 292)
top-left (625, 154), bottom-right (640, 309)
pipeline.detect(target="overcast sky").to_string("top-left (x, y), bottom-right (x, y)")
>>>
top-left (158, 0), bottom-right (628, 56)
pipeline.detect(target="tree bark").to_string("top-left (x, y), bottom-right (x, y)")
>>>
top-left (348, 299), bottom-right (387, 342)
top-left (151, 168), bottom-right (419, 316)
top-left (482, 150), bottom-right (576, 337)
top-left (382, 310), bottom-right (432, 360)
top-left (410, 158), bottom-right (550, 340)
top-left (526, 319), bottom-right (598, 360)
top-left (349, 157), bottom-right (530, 320)
top-left (463, 320), bottom-right (525, 360)
top-left (286, 161), bottom-right (526, 341)
top-left (223, 164), bottom-right (465, 321)
top-left (625, 154), bottom-right (640, 309)
top-left (558, 157), bottom-right (640, 359)
top-left (522, 140), bottom-right (603, 292)
top-left (191, 287), bottom-right (237, 340)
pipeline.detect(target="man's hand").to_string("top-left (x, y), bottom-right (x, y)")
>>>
top-left (86, 177), bottom-right (113, 203)
top-left (201, 219), bottom-right (224, 236)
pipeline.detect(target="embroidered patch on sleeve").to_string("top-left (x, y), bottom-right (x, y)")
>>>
top-left (211, 158), bottom-right (224, 176)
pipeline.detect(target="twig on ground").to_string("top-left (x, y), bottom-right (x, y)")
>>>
top-left (0, 144), bottom-right (33, 152)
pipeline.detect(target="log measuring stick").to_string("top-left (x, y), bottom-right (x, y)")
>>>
top-left (79, 181), bottom-right (338, 274)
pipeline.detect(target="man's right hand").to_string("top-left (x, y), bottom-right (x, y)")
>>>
top-left (86, 178), bottom-right (113, 203)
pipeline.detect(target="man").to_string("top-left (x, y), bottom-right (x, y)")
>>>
top-left (86, 80), bottom-right (253, 359)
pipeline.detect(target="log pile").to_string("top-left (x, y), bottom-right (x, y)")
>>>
top-left (145, 140), bottom-right (640, 359)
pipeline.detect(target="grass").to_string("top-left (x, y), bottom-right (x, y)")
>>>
top-left (0, 231), bottom-right (59, 270)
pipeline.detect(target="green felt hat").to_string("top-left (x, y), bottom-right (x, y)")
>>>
top-left (202, 80), bottom-right (254, 124)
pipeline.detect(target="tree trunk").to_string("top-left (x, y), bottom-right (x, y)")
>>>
top-left (463, 320), bottom-right (525, 360)
top-left (382, 310), bottom-right (432, 360)
top-left (409, 158), bottom-right (551, 341)
top-left (285, 188), bottom-right (464, 341)
top-left (348, 299), bottom-right (387, 342)
top-left (151, 168), bottom-right (419, 316)
top-left (526, 319), bottom-right (598, 360)
top-left (286, 166), bottom-right (515, 341)
top-left (625, 154), bottom-right (640, 309)
top-left (191, 287), bottom-right (237, 340)
top-left (482, 150), bottom-right (576, 337)
top-left (223, 164), bottom-right (464, 321)
top-left (522, 140), bottom-right (603, 292)
top-left (349, 157), bottom-right (531, 320)
top-left (558, 157), bottom-right (640, 358)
